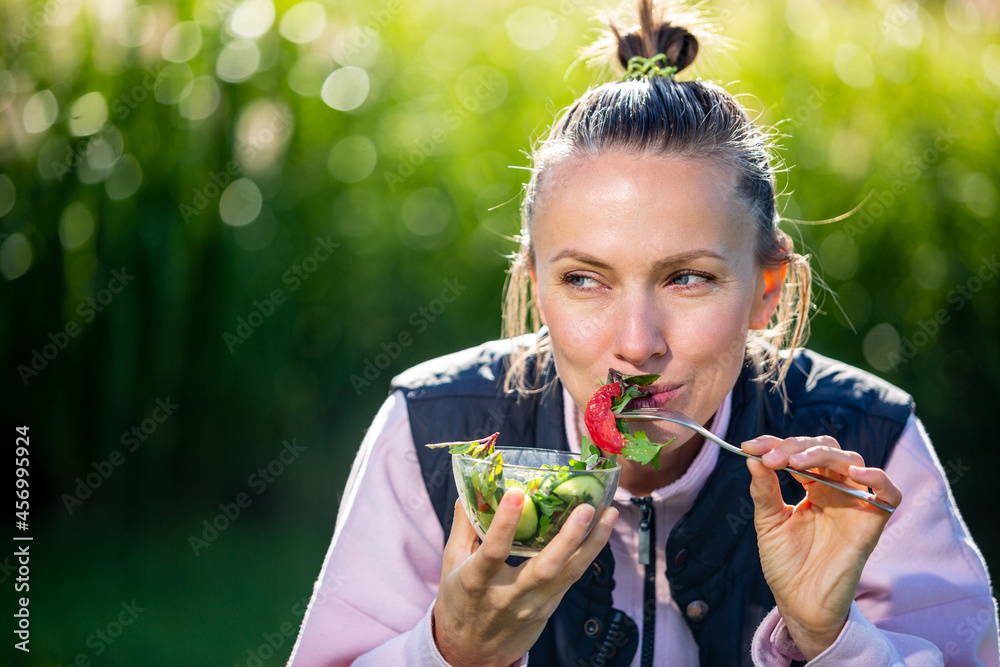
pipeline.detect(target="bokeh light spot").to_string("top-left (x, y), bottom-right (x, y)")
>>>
top-left (59, 201), bottom-right (95, 250)
top-left (68, 92), bottom-right (109, 136)
top-left (0, 233), bottom-right (33, 281)
top-left (332, 25), bottom-right (382, 68)
top-left (105, 155), bottom-right (143, 200)
top-left (162, 21), bottom-right (204, 63)
top-left (863, 323), bottom-right (901, 372)
top-left (0, 175), bottom-right (15, 217)
top-left (279, 2), bottom-right (326, 44)
top-left (24, 90), bottom-right (59, 134)
top-left (37, 136), bottom-right (71, 181)
top-left (910, 243), bottom-right (949, 290)
top-left (819, 231), bottom-right (859, 281)
top-left (961, 173), bottom-right (998, 217)
top-left (220, 178), bottom-right (263, 226)
top-left (327, 136), bottom-right (376, 183)
top-left (785, 0), bottom-right (829, 40)
top-left (116, 5), bottom-right (157, 47)
top-left (321, 67), bottom-right (369, 111)
top-left (217, 40), bottom-right (261, 83)
top-left (402, 187), bottom-right (452, 237)
top-left (229, 0), bottom-right (275, 39)
top-left (505, 7), bottom-right (557, 50)
top-left (179, 76), bottom-right (221, 120)
top-left (155, 63), bottom-right (195, 104)
top-left (834, 44), bottom-right (875, 88)
top-left (984, 45), bottom-right (1000, 86)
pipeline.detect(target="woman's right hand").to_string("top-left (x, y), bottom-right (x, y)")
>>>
top-left (432, 488), bottom-right (619, 667)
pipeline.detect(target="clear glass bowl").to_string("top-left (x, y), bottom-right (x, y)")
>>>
top-left (452, 447), bottom-right (621, 557)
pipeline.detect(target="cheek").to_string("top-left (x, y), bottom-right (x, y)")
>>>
top-left (676, 299), bottom-right (750, 354)
top-left (671, 296), bottom-right (753, 393)
top-left (537, 292), bottom-right (615, 395)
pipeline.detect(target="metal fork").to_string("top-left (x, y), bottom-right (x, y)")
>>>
top-left (618, 407), bottom-right (895, 513)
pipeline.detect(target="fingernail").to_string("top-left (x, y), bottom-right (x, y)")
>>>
top-left (743, 438), bottom-right (761, 447)
top-left (504, 488), bottom-right (524, 507)
top-left (574, 504), bottom-right (595, 525)
top-left (788, 452), bottom-right (806, 464)
top-left (762, 450), bottom-right (781, 463)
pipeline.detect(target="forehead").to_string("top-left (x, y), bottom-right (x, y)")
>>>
top-left (531, 153), bottom-right (752, 257)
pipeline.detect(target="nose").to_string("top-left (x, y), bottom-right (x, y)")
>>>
top-left (611, 290), bottom-right (668, 369)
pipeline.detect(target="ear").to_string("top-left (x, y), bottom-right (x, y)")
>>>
top-left (750, 260), bottom-right (786, 330)
top-left (527, 255), bottom-right (547, 327)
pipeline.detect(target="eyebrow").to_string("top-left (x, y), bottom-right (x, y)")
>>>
top-left (550, 249), bottom-right (728, 271)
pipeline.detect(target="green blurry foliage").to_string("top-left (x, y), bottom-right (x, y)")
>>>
top-left (0, 0), bottom-right (997, 662)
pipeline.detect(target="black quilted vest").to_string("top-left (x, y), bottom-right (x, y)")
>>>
top-left (391, 338), bottom-right (914, 667)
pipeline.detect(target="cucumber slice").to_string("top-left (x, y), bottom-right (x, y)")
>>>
top-left (513, 495), bottom-right (539, 541)
top-left (551, 474), bottom-right (605, 505)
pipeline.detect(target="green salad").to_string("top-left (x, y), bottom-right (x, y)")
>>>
top-left (428, 433), bottom-right (615, 548)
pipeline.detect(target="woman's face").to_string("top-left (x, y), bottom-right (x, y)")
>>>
top-left (529, 153), bottom-right (782, 444)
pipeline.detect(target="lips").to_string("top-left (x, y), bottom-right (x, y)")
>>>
top-left (627, 383), bottom-right (682, 408)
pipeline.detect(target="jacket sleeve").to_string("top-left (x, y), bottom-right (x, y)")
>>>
top-left (751, 414), bottom-right (999, 666)
top-left (286, 390), bottom-right (529, 667)
top-left (286, 390), bottom-right (450, 666)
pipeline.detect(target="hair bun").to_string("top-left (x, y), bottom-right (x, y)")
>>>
top-left (609, 0), bottom-right (700, 75)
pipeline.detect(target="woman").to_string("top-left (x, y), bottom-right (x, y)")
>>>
top-left (289, 3), bottom-right (998, 665)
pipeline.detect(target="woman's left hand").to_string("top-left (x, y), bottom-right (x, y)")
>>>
top-left (741, 435), bottom-right (902, 660)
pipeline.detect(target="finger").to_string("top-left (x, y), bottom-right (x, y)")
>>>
top-left (751, 435), bottom-right (843, 470)
top-left (468, 487), bottom-right (523, 577)
top-left (565, 506), bottom-right (619, 576)
top-left (742, 435), bottom-right (783, 458)
top-left (787, 446), bottom-right (865, 476)
top-left (530, 506), bottom-right (618, 593)
top-left (442, 499), bottom-right (480, 574)
top-left (848, 465), bottom-right (903, 509)
top-left (746, 457), bottom-right (789, 529)
top-left (524, 503), bottom-right (597, 583)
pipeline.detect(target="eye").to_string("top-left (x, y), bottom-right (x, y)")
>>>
top-left (671, 273), bottom-right (710, 286)
top-left (564, 273), bottom-right (601, 289)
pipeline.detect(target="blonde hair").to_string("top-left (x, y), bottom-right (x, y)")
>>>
top-left (501, 0), bottom-right (812, 395)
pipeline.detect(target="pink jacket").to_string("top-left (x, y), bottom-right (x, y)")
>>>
top-left (288, 387), bottom-right (999, 666)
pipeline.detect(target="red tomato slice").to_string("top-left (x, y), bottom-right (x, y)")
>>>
top-left (584, 383), bottom-right (625, 454)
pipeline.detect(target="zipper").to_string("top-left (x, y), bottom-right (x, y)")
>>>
top-left (630, 496), bottom-right (655, 667)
